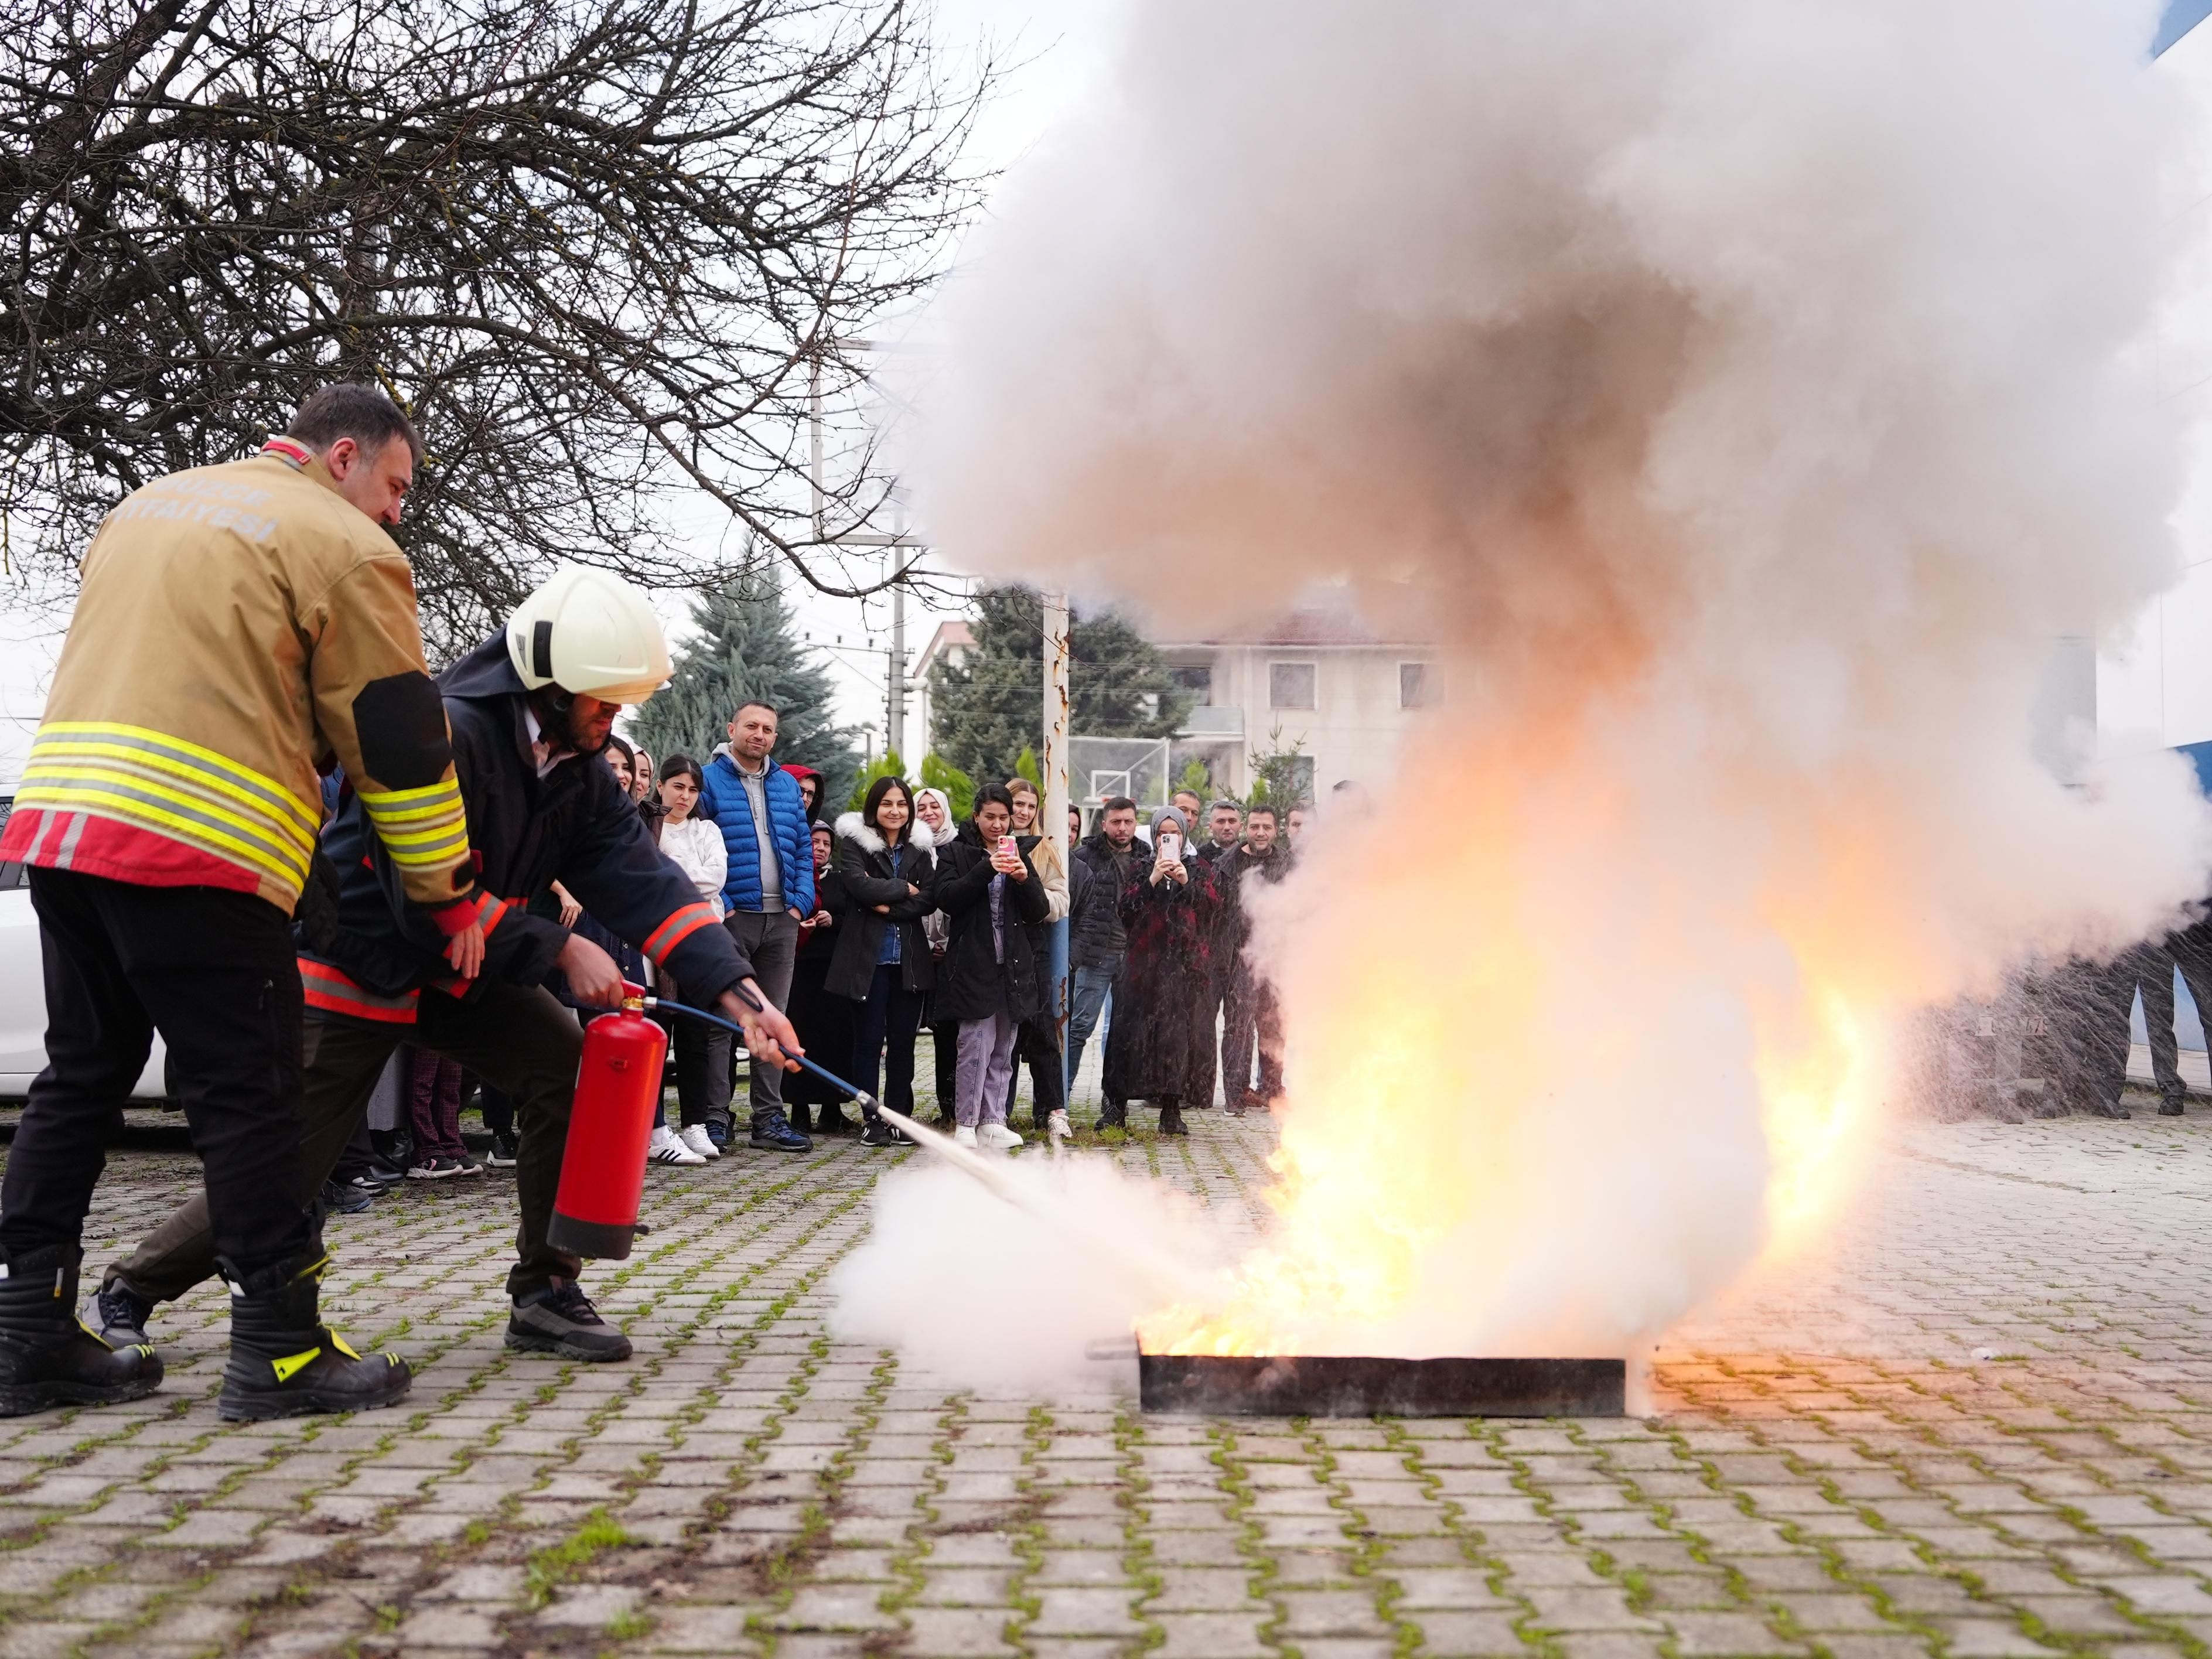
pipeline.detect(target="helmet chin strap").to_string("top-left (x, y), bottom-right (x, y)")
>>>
top-left (528, 684), bottom-right (578, 743)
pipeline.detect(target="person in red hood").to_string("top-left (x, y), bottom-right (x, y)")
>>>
top-left (784, 764), bottom-right (823, 822)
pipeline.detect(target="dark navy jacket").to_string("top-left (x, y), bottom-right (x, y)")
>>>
top-left (299, 636), bottom-right (751, 1022)
top-left (698, 746), bottom-right (815, 916)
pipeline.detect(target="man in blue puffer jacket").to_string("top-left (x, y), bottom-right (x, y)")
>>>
top-left (698, 701), bottom-right (817, 1151)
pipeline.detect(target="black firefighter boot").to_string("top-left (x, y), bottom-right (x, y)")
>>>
top-left (1158, 1099), bottom-right (1190, 1137)
top-left (0, 1244), bottom-right (162, 1418)
top-left (217, 1252), bottom-right (411, 1422)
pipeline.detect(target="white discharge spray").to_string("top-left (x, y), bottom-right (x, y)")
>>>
top-left (835, 0), bottom-right (2212, 1383)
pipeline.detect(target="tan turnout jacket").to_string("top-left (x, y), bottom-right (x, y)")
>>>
top-left (1, 438), bottom-right (476, 918)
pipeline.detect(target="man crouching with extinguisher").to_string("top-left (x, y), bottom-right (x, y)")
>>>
top-left (90, 565), bottom-right (801, 1371)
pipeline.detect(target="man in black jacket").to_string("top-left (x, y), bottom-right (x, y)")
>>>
top-left (1188, 800), bottom-right (1245, 1106)
top-left (1217, 804), bottom-right (1293, 1114)
top-left (1067, 796), bottom-right (1144, 1086)
top-left (94, 569), bottom-right (799, 1405)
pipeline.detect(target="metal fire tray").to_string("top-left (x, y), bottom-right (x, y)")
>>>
top-left (1137, 1354), bottom-right (1626, 1418)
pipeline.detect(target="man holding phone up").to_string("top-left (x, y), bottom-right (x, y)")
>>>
top-left (932, 784), bottom-right (1050, 1149)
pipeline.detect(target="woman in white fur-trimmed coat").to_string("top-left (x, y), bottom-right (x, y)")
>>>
top-left (828, 776), bottom-right (939, 1146)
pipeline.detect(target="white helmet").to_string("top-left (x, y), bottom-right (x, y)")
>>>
top-left (505, 564), bottom-right (672, 706)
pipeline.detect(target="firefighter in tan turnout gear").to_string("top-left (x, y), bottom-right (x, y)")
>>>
top-left (0, 384), bottom-right (484, 1420)
top-left (95, 566), bottom-right (801, 1370)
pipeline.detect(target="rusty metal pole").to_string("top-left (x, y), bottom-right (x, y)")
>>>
top-left (1042, 592), bottom-right (1073, 1102)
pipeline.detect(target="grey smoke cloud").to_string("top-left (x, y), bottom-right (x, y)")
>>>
top-left (854, 0), bottom-right (2212, 1376)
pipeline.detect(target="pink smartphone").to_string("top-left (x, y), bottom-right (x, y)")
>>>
top-left (998, 834), bottom-right (1017, 858)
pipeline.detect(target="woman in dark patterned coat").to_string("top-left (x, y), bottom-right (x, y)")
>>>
top-left (1100, 806), bottom-right (1223, 1136)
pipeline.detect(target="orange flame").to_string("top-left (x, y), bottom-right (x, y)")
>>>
top-left (1135, 749), bottom-right (1897, 1360)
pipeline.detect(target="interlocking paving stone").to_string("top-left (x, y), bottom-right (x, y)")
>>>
top-left (1, 1091), bottom-right (2211, 1655)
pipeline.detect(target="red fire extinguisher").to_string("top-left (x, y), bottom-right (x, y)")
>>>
top-left (547, 988), bottom-right (668, 1259)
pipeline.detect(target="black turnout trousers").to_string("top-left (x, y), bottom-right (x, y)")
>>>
top-left (4, 868), bottom-right (315, 1275)
top-left (106, 978), bottom-right (588, 1305)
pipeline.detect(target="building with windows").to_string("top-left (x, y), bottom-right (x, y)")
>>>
top-left (905, 606), bottom-right (1433, 806)
top-left (1153, 609), bottom-right (1436, 802)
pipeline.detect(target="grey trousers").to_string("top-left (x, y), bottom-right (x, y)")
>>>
top-left (955, 1008), bottom-right (1020, 1128)
top-left (725, 910), bottom-right (799, 1119)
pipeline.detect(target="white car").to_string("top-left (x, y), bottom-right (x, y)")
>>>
top-left (0, 841), bottom-right (170, 1100)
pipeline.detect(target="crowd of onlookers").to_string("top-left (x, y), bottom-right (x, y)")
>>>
top-left (331, 700), bottom-right (1318, 1205)
top-left (320, 692), bottom-right (2212, 1212)
top-left (1921, 931), bottom-right (2212, 1122)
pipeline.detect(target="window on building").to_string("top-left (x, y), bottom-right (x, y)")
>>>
top-left (1269, 661), bottom-right (1316, 709)
top-left (1170, 664), bottom-right (1214, 705)
top-left (1400, 661), bottom-right (1431, 708)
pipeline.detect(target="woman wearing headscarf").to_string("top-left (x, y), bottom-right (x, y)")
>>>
top-left (1100, 805), bottom-right (1223, 1136)
top-left (912, 786), bottom-right (960, 1122)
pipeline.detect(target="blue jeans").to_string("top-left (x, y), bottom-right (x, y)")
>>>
top-left (1067, 962), bottom-right (1118, 1088)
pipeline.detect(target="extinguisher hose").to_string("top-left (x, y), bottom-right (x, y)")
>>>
top-left (646, 996), bottom-right (882, 1114)
top-left (646, 991), bottom-right (1086, 1228)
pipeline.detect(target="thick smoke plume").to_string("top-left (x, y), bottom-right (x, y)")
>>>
top-left (842, 0), bottom-right (2212, 1377)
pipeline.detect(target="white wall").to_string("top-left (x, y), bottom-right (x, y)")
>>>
top-left (2102, 24), bottom-right (2212, 749)
top-left (1179, 644), bottom-right (1431, 794)
top-left (2099, 564), bottom-right (2212, 747)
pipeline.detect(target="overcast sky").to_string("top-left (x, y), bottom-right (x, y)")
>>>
top-left (10, 5), bottom-right (2212, 781)
top-left (0, 1), bottom-right (1125, 785)
top-left (762, 0), bottom-right (1124, 761)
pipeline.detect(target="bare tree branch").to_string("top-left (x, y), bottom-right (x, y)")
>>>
top-left (1, 0), bottom-right (991, 648)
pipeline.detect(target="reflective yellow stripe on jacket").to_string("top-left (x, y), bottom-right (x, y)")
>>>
top-left (14, 722), bottom-right (319, 889)
top-left (354, 778), bottom-right (470, 871)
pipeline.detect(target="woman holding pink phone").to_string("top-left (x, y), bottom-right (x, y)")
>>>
top-left (931, 784), bottom-right (1050, 1149)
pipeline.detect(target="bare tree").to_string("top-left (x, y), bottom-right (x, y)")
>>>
top-left (1, 0), bottom-right (987, 647)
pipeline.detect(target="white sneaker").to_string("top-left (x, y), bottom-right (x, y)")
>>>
top-left (978, 1122), bottom-right (1024, 1150)
top-left (680, 1124), bottom-right (721, 1160)
top-left (1047, 1110), bottom-right (1073, 1140)
top-left (649, 1125), bottom-right (705, 1166)
top-left (953, 1125), bottom-right (978, 1148)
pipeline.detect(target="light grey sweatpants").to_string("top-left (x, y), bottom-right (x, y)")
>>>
top-left (955, 1009), bottom-right (1020, 1128)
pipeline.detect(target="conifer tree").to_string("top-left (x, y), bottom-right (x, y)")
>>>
top-left (926, 586), bottom-right (1191, 786)
top-left (633, 578), bottom-right (863, 808)
top-left (847, 749), bottom-right (908, 813)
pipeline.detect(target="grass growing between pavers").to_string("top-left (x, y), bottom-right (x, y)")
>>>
top-left (1209, 1419), bottom-right (1299, 1655)
top-left (525, 1507), bottom-right (637, 1607)
top-left (878, 1390), bottom-right (967, 1643)
top-left (7, 1104), bottom-right (2212, 1657)
top-left (1115, 1406), bottom-right (1169, 1655)
top-left (1301, 1419), bottom-right (1423, 1659)
top-left (1385, 1420), bottom-right (1557, 1659)
top-left (1689, 1356), bottom-right (2212, 1659)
